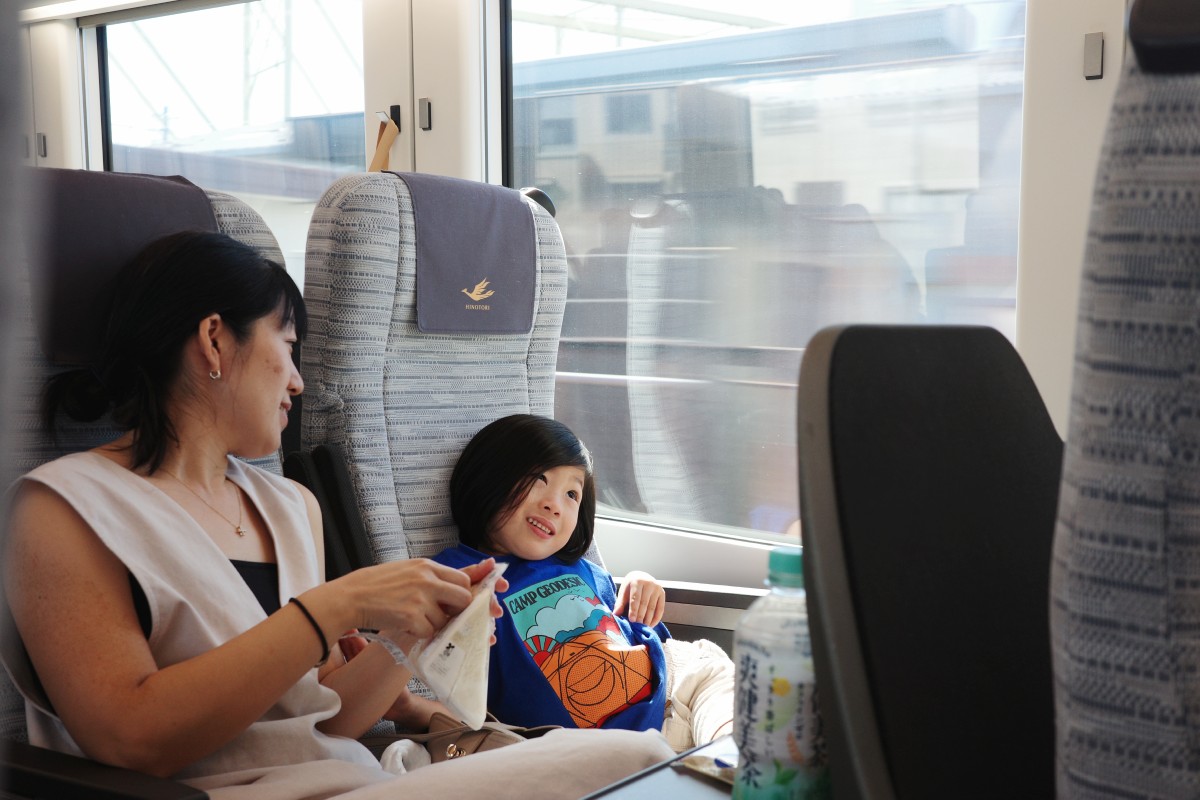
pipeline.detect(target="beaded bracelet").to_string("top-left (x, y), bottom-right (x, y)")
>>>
top-left (288, 597), bottom-right (330, 667)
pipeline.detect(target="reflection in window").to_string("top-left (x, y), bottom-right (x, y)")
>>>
top-left (540, 119), bottom-right (576, 148)
top-left (606, 94), bottom-right (652, 134)
top-left (104, 0), bottom-right (365, 283)
top-left (510, 0), bottom-right (1027, 540)
top-left (538, 95), bottom-right (577, 150)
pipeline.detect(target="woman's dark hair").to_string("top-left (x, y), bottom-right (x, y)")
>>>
top-left (42, 230), bottom-right (306, 473)
top-left (450, 414), bottom-right (597, 563)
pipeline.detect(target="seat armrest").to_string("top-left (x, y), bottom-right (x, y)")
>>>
top-left (1, 739), bottom-right (208, 800)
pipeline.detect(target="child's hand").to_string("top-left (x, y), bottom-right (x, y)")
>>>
top-left (614, 570), bottom-right (666, 627)
top-left (384, 684), bottom-right (452, 731)
top-left (337, 630), bottom-right (370, 662)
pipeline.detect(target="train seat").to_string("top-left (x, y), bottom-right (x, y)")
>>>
top-left (296, 171), bottom-right (583, 570)
top-left (797, 324), bottom-right (1062, 799)
top-left (1, 166), bottom-right (289, 797)
top-left (1052, 1), bottom-right (1200, 795)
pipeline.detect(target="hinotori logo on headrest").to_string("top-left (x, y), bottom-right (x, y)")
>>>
top-left (462, 278), bottom-right (495, 310)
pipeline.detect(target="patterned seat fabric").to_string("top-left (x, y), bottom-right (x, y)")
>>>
top-left (0, 184), bottom-right (286, 743)
top-left (300, 172), bottom-right (570, 564)
top-left (1052, 58), bottom-right (1200, 798)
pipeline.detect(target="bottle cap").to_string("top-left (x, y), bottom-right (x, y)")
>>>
top-left (768, 546), bottom-right (803, 588)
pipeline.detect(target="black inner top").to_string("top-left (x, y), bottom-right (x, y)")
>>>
top-left (129, 560), bottom-right (281, 637)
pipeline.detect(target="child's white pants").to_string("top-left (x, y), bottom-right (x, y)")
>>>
top-left (660, 638), bottom-right (735, 753)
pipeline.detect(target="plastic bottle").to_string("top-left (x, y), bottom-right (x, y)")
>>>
top-left (732, 545), bottom-right (828, 800)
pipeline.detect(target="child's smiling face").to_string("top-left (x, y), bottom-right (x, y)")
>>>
top-left (487, 465), bottom-right (586, 560)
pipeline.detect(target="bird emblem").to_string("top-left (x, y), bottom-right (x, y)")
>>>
top-left (462, 278), bottom-right (495, 302)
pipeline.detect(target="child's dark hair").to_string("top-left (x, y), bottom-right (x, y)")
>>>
top-left (451, 414), bottom-right (596, 563)
top-left (41, 230), bottom-right (306, 473)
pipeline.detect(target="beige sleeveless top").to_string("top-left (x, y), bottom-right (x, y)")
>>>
top-left (2, 452), bottom-right (391, 797)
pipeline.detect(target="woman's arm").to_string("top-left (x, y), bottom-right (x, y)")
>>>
top-left (314, 636), bottom-right (457, 736)
top-left (289, 484), bottom-right (413, 738)
top-left (315, 641), bottom-right (412, 737)
top-left (4, 481), bottom-right (475, 778)
top-left (288, 482), bottom-right (500, 739)
top-left (312, 565), bottom-right (507, 737)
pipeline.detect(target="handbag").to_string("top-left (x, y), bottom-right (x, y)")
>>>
top-left (363, 712), bottom-right (561, 763)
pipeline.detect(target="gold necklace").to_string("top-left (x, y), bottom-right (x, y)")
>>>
top-left (162, 470), bottom-right (246, 537)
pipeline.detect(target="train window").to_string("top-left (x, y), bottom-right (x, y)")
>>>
top-left (102, 0), bottom-right (365, 284)
top-left (509, 1), bottom-right (1027, 542)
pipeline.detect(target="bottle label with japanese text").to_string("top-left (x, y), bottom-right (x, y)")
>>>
top-left (732, 618), bottom-right (828, 800)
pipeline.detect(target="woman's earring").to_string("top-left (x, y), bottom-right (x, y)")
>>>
top-left (209, 369), bottom-right (222, 380)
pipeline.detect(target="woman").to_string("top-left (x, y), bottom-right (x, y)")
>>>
top-left (1, 231), bottom-right (671, 799)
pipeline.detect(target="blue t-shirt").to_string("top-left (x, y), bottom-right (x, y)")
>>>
top-left (434, 543), bottom-right (671, 732)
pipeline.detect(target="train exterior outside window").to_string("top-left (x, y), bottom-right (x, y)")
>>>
top-left (508, 0), bottom-right (1027, 542)
top-left (84, 0), bottom-right (1027, 549)
top-left (103, 0), bottom-right (366, 288)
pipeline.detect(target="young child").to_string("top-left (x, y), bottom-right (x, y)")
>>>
top-left (433, 414), bottom-right (733, 752)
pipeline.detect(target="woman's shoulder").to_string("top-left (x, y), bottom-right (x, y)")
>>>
top-left (224, 457), bottom-right (316, 533)
top-left (224, 456), bottom-right (295, 495)
top-left (22, 450), bottom-right (115, 484)
top-left (10, 453), bottom-right (142, 542)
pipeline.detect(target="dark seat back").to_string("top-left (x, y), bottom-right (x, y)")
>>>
top-left (1, 167), bottom-right (287, 745)
top-left (797, 324), bottom-right (1061, 800)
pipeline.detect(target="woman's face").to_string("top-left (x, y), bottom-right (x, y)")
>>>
top-left (487, 465), bottom-right (586, 561)
top-left (226, 314), bottom-right (302, 458)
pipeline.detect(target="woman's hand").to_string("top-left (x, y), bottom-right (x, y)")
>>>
top-left (325, 557), bottom-right (476, 640)
top-left (364, 561), bottom-right (506, 647)
top-left (614, 570), bottom-right (666, 627)
top-left (328, 558), bottom-right (509, 735)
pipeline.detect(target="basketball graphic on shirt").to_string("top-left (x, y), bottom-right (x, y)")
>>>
top-left (538, 628), bottom-right (653, 728)
top-left (504, 573), bottom-right (654, 728)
